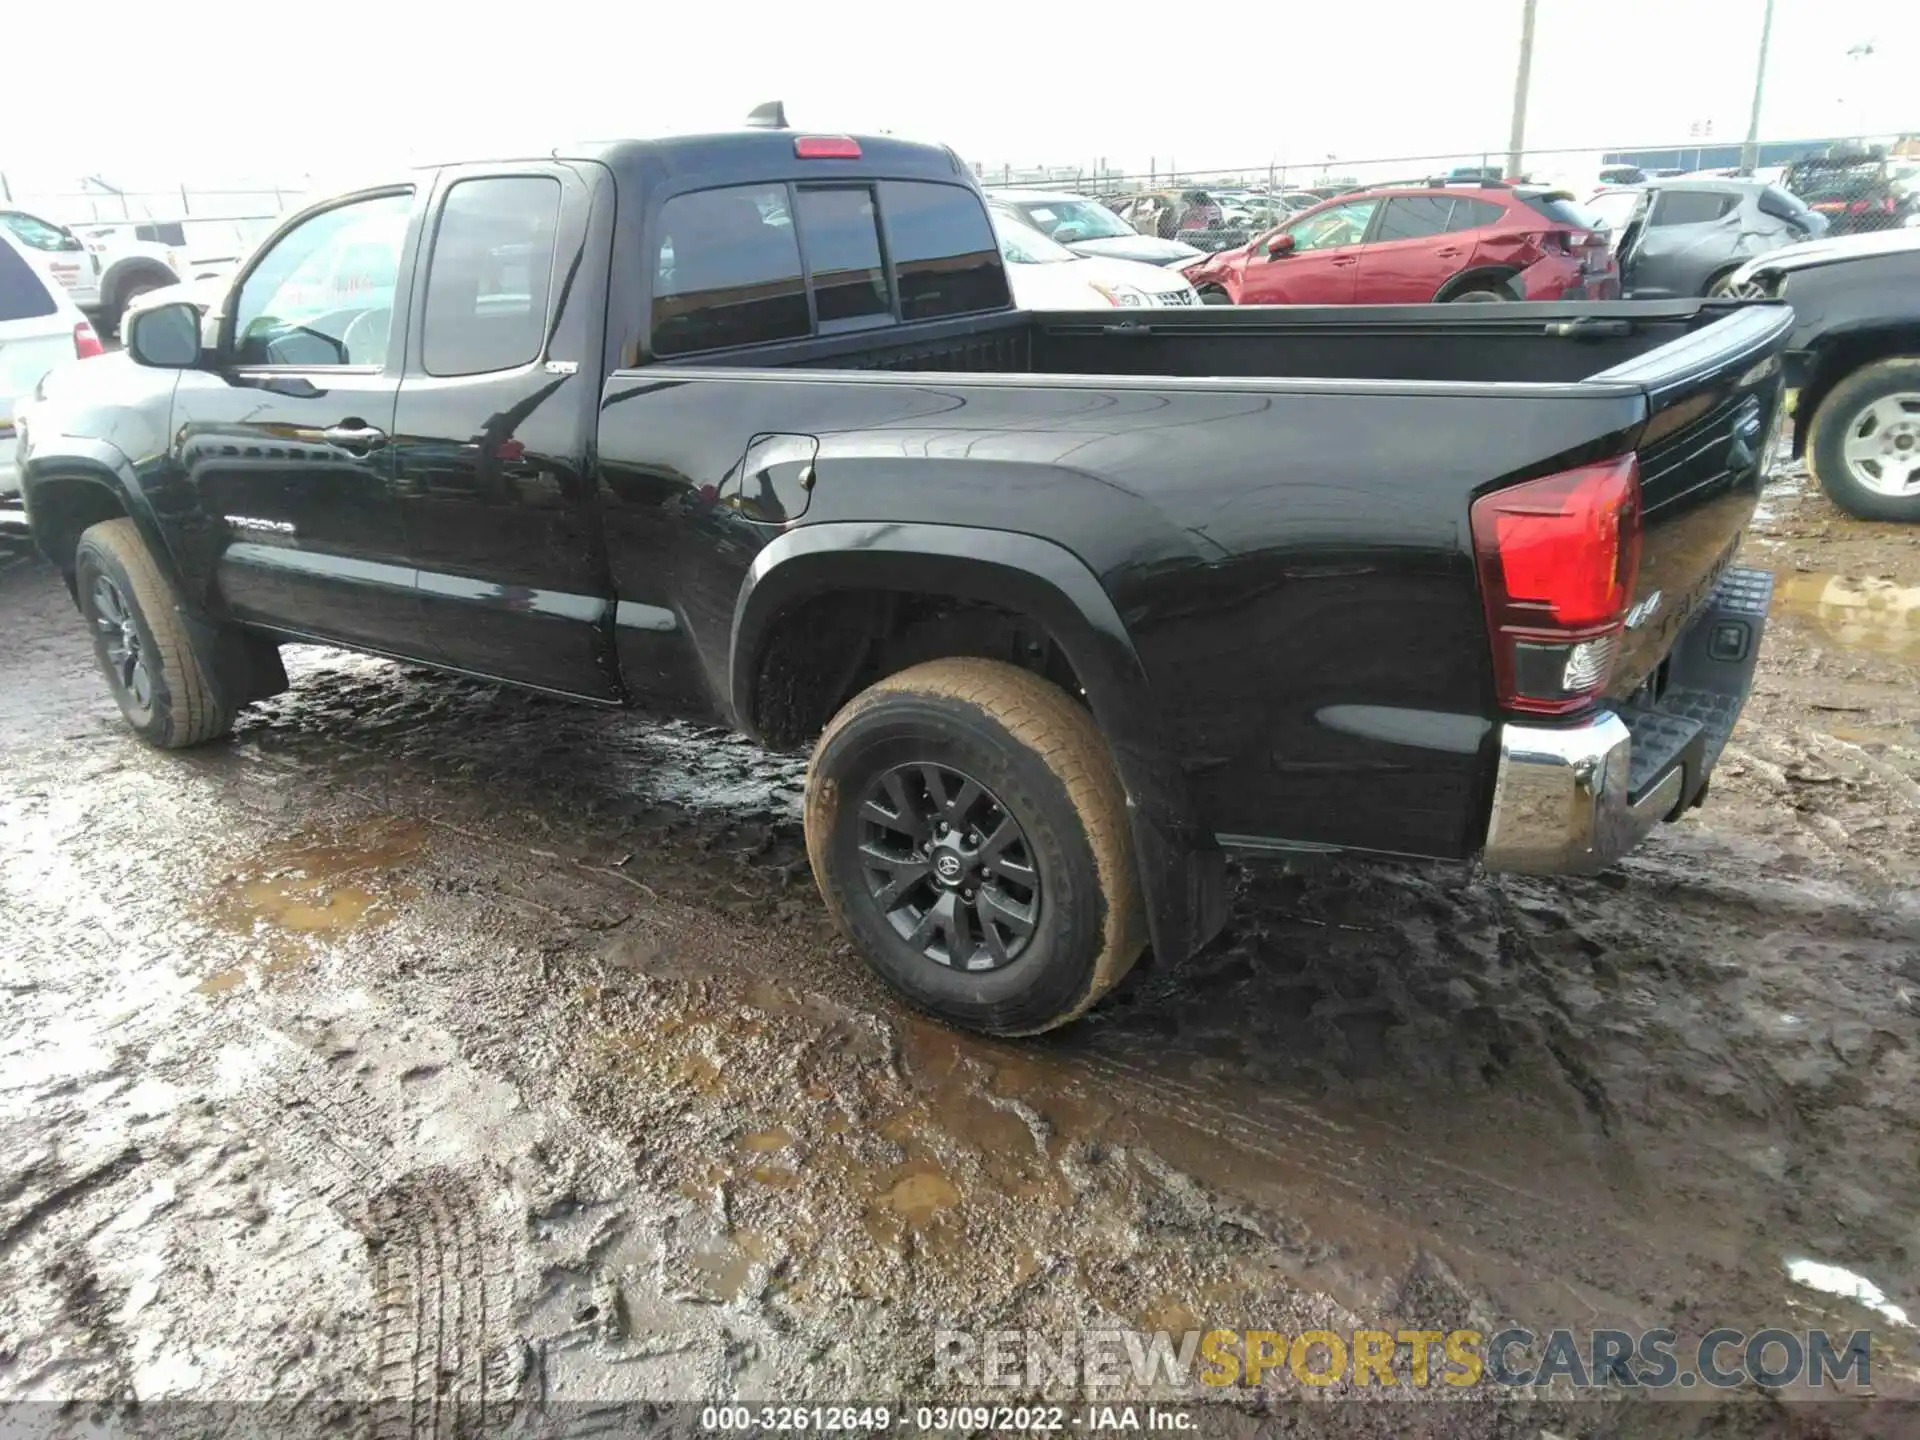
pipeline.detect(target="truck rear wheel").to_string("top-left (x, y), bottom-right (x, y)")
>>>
top-left (74, 518), bottom-right (234, 748)
top-left (1807, 357), bottom-right (1920, 522)
top-left (804, 658), bottom-right (1147, 1036)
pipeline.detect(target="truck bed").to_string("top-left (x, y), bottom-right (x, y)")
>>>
top-left (669, 299), bottom-right (1760, 388)
top-left (616, 297), bottom-right (1791, 864)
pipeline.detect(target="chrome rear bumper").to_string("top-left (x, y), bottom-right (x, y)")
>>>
top-left (1481, 713), bottom-right (1686, 874)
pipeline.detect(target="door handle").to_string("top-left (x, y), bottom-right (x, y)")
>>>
top-left (1332, 256), bottom-right (1359, 266)
top-left (1436, 247), bottom-right (1463, 258)
top-left (323, 421), bottom-right (388, 454)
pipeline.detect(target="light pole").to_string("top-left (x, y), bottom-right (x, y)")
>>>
top-left (1506, 0), bottom-right (1538, 178)
top-left (1741, 0), bottom-right (1778, 172)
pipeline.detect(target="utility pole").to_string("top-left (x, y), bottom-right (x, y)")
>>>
top-left (1506, 0), bottom-right (1537, 178)
top-left (1741, 0), bottom-right (1777, 172)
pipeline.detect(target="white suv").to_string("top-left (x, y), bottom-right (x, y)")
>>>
top-left (1, 230), bottom-right (106, 502)
top-left (0, 209), bottom-right (103, 311)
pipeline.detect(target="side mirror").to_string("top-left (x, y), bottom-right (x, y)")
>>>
top-left (1265, 232), bottom-right (1296, 258)
top-left (126, 301), bottom-right (203, 369)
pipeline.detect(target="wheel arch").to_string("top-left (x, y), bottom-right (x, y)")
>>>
top-left (1792, 326), bottom-right (1920, 457)
top-left (733, 521), bottom-right (1227, 966)
top-left (101, 256), bottom-right (179, 312)
top-left (1432, 265), bottom-right (1520, 302)
top-left (21, 446), bottom-right (175, 588)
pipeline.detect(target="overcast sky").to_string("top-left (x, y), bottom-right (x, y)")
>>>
top-left (8, 0), bottom-right (1915, 197)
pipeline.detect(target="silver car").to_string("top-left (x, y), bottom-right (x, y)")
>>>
top-left (1587, 179), bottom-right (1827, 299)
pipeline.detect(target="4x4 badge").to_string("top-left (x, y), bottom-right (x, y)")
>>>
top-left (1625, 591), bottom-right (1664, 630)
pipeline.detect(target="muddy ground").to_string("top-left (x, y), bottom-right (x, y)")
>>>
top-left (1, 461), bottom-right (1917, 1438)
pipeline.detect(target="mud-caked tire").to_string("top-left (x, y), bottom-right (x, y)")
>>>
top-left (805, 658), bottom-right (1148, 1036)
top-left (74, 518), bottom-right (234, 748)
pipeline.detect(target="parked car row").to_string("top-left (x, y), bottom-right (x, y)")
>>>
top-left (1182, 179), bottom-right (1621, 305)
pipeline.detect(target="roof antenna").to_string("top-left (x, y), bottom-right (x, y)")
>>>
top-left (745, 101), bottom-right (790, 130)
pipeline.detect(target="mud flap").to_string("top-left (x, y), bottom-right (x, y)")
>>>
top-left (1617, 567), bottom-right (1773, 819)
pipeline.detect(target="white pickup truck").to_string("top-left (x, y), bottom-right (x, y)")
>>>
top-left (76, 216), bottom-right (279, 333)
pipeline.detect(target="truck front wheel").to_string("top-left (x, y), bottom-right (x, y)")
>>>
top-left (74, 518), bottom-right (234, 748)
top-left (1807, 357), bottom-right (1920, 522)
top-left (804, 657), bottom-right (1148, 1035)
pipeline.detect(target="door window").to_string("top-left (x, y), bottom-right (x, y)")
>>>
top-left (1649, 190), bottom-right (1739, 226)
top-left (1375, 196), bottom-right (1455, 242)
top-left (651, 183), bottom-right (809, 357)
top-left (1445, 198), bottom-right (1506, 231)
top-left (232, 191), bottom-right (413, 367)
top-left (1286, 200), bottom-right (1378, 252)
top-left (422, 175), bottom-right (562, 377)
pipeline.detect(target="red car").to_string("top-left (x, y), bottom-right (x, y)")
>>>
top-left (1184, 182), bottom-right (1620, 305)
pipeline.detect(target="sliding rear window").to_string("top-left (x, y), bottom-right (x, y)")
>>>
top-left (649, 178), bottom-right (1009, 357)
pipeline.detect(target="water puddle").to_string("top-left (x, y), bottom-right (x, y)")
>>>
top-left (689, 1229), bottom-right (771, 1302)
top-left (197, 818), bottom-right (426, 992)
top-left (1771, 573), bottom-right (1920, 660)
top-left (1786, 1256), bottom-right (1913, 1328)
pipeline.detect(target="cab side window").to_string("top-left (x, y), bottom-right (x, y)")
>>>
top-left (232, 191), bottom-right (412, 368)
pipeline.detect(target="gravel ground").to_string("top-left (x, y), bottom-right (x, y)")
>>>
top-left (1, 462), bottom-right (1917, 1438)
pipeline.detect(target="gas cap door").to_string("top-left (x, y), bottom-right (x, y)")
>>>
top-left (717, 433), bottom-right (819, 524)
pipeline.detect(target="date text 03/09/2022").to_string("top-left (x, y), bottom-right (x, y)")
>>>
top-left (698, 1404), bottom-right (1196, 1432)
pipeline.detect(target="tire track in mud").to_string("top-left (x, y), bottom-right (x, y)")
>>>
top-left (219, 1021), bottom-right (524, 1436)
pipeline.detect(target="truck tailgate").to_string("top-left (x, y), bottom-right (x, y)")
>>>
top-left (1594, 303), bottom-right (1794, 697)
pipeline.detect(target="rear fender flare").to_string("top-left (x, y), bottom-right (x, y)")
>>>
top-left (733, 521), bottom-right (1227, 965)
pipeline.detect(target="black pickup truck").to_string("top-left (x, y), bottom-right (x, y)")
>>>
top-left (14, 113), bottom-right (1793, 1035)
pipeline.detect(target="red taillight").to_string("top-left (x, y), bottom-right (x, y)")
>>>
top-left (73, 321), bottom-right (104, 359)
top-left (1471, 455), bottom-right (1642, 715)
top-left (794, 135), bottom-right (861, 160)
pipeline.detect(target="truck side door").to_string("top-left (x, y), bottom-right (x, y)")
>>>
top-left (389, 165), bottom-right (619, 699)
top-left (1239, 199), bottom-right (1377, 304)
top-left (170, 187), bottom-right (430, 656)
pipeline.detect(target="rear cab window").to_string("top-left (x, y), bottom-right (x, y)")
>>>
top-left (648, 176), bottom-right (1008, 359)
top-left (0, 240), bottom-right (58, 321)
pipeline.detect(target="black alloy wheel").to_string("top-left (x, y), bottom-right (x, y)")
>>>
top-left (857, 762), bottom-right (1041, 972)
top-left (87, 571), bottom-right (156, 719)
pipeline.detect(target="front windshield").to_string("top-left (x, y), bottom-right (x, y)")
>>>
top-left (1, 212), bottom-right (72, 252)
top-left (1010, 198), bottom-right (1133, 242)
top-left (993, 217), bottom-right (1080, 265)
